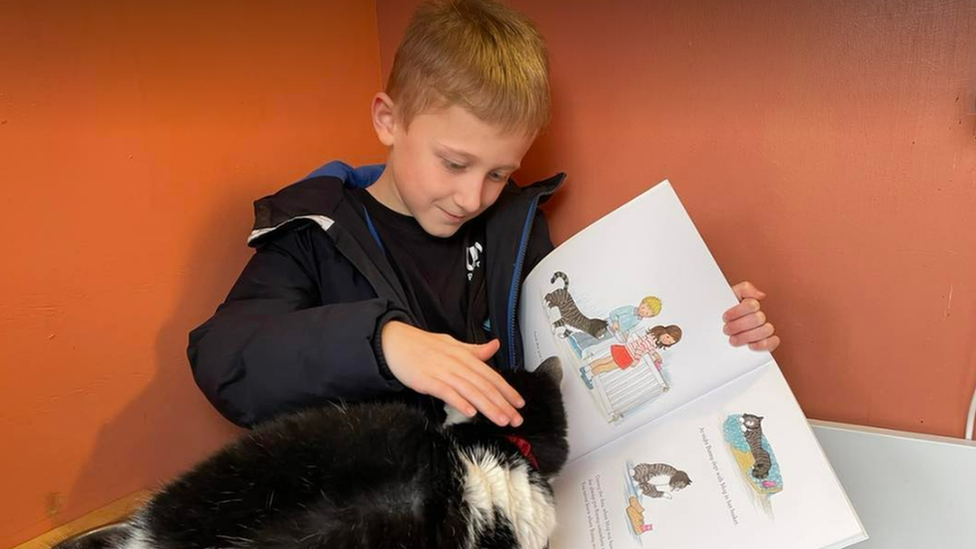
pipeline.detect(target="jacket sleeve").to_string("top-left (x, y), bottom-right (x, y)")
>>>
top-left (187, 225), bottom-right (406, 427)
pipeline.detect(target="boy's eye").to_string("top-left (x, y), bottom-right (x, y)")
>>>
top-left (443, 159), bottom-right (466, 172)
top-left (488, 172), bottom-right (506, 182)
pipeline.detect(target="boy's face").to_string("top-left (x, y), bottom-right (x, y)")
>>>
top-left (371, 96), bottom-right (536, 237)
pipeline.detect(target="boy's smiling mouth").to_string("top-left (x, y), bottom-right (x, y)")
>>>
top-left (440, 207), bottom-right (467, 223)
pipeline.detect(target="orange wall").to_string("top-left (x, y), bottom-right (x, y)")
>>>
top-left (3, 0), bottom-right (975, 545)
top-left (0, 1), bottom-right (384, 546)
top-left (377, 0), bottom-right (976, 435)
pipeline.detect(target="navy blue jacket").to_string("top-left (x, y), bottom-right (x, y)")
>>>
top-left (188, 161), bottom-right (564, 427)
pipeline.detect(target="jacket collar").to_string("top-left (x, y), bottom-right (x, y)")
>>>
top-left (248, 160), bottom-right (563, 247)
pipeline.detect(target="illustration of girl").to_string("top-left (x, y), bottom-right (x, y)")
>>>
top-left (579, 325), bottom-right (682, 383)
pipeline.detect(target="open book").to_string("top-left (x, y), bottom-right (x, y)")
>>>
top-left (520, 181), bottom-right (867, 549)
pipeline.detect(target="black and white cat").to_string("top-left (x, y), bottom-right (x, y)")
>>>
top-left (56, 358), bottom-right (569, 549)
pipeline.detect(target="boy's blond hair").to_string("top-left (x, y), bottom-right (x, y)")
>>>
top-left (640, 296), bottom-right (662, 316)
top-left (386, 0), bottom-right (551, 136)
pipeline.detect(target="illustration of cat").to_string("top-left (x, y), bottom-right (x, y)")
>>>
top-left (544, 271), bottom-right (609, 339)
top-left (630, 462), bottom-right (692, 499)
top-left (742, 413), bottom-right (772, 479)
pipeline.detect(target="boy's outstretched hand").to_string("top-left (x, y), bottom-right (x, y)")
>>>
top-left (380, 321), bottom-right (524, 427)
top-left (723, 281), bottom-right (780, 352)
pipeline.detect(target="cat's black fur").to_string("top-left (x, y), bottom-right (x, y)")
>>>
top-left (54, 358), bottom-right (568, 549)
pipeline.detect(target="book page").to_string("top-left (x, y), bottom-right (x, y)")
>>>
top-left (521, 181), bottom-right (769, 460)
top-left (549, 362), bottom-right (867, 549)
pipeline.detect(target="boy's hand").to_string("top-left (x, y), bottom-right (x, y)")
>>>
top-left (380, 321), bottom-right (525, 427)
top-left (723, 281), bottom-right (780, 352)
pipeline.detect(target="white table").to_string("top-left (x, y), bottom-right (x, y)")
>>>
top-left (811, 420), bottom-right (976, 548)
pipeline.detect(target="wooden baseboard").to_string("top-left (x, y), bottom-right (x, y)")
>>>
top-left (12, 491), bottom-right (151, 549)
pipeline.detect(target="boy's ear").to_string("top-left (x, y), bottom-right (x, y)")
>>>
top-left (371, 92), bottom-right (397, 147)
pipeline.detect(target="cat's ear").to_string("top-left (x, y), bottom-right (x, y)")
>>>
top-left (535, 356), bottom-right (564, 385)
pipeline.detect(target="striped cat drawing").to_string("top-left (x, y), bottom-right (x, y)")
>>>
top-left (630, 462), bottom-right (692, 499)
top-left (544, 272), bottom-right (608, 339)
top-left (741, 413), bottom-right (772, 479)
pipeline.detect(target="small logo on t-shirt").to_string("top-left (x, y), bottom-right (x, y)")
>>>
top-left (466, 241), bottom-right (483, 281)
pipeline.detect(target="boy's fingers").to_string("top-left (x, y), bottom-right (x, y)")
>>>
top-left (453, 359), bottom-right (523, 425)
top-left (723, 298), bottom-right (761, 322)
top-left (748, 335), bottom-right (781, 352)
top-left (731, 281), bottom-right (767, 302)
top-left (470, 361), bottom-right (525, 409)
top-left (426, 380), bottom-right (476, 417)
top-left (469, 375), bottom-right (523, 427)
top-left (723, 311), bottom-right (767, 336)
top-left (458, 340), bottom-right (524, 409)
top-left (729, 323), bottom-right (775, 347)
top-left (442, 372), bottom-right (510, 427)
top-left (454, 363), bottom-right (519, 417)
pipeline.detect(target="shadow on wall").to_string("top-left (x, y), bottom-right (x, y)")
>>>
top-left (59, 186), bottom-right (256, 524)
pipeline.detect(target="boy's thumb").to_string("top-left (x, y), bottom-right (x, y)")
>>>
top-left (472, 339), bottom-right (501, 360)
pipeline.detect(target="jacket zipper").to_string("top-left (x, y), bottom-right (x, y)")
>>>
top-left (506, 188), bottom-right (557, 370)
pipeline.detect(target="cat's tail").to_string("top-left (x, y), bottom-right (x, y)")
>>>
top-left (550, 271), bottom-right (569, 289)
top-left (50, 522), bottom-right (132, 549)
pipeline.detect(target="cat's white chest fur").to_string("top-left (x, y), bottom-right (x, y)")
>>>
top-left (459, 446), bottom-right (557, 549)
top-left (644, 473), bottom-right (675, 489)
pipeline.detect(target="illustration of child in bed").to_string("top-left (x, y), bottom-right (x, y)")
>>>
top-left (578, 324), bottom-right (682, 387)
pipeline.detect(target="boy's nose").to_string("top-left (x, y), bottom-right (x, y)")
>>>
top-left (454, 177), bottom-right (484, 215)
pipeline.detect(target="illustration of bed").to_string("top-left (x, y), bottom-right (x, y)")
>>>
top-left (590, 355), bottom-right (670, 423)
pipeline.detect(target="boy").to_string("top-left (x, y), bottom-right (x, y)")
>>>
top-left (188, 0), bottom-right (779, 429)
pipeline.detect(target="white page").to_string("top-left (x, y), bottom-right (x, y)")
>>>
top-left (521, 181), bottom-right (770, 460)
top-left (549, 362), bottom-right (867, 549)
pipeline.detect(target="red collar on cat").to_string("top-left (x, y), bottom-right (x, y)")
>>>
top-left (505, 434), bottom-right (539, 469)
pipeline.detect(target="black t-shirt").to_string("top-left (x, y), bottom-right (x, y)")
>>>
top-left (352, 188), bottom-right (489, 346)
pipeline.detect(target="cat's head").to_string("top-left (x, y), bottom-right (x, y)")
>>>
top-left (751, 462), bottom-right (771, 479)
top-left (445, 356), bottom-right (569, 478)
top-left (670, 470), bottom-right (692, 490)
top-left (742, 413), bottom-right (764, 429)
